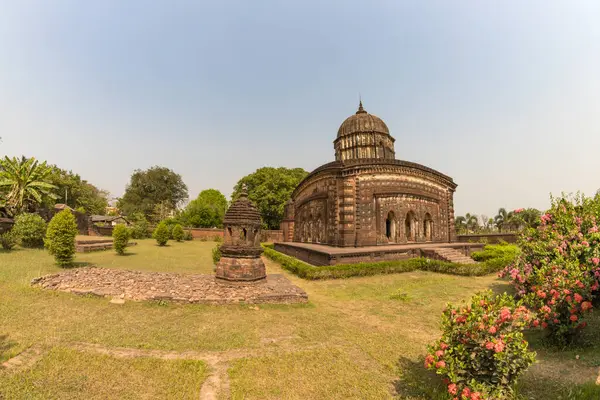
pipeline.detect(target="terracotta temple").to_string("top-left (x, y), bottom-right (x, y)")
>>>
top-left (280, 102), bottom-right (457, 247)
top-left (215, 187), bottom-right (266, 282)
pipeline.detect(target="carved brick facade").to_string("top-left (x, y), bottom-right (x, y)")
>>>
top-left (281, 103), bottom-right (457, 247)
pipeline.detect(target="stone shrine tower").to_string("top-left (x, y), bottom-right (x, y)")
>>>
top-left (215, 187), bottom-right (266, 282)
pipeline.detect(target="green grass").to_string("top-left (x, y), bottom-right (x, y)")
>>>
top-left (1, 347), bottom-right (207, 399)
top-left (0, 240), bottom-right (599, 399)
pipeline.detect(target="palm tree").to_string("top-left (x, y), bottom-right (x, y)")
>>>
top-left (0, 156), bottom-right (57, 215)
top-left (455, 216), bottom-right (467, 234)
top-left (494, 208), bottom-right (509, 232)
top-left (455, 214), bottom-right (479, 234)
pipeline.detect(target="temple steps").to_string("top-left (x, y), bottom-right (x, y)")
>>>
top-left (430, 247), bottom-right (478, 265)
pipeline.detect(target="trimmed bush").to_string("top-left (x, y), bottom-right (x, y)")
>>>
top-left (261, 245), bottom-right (509, 280)
top-left (172, 224), bottom-right (184, 242)
top-left (183, 230), bottom-right (193, 241)
top-left (152, 221), bottom-right (170, 246)
top-left (130, 219), bottom-right (150, 239)
top-left (112, 224), bottom-right (130, 255)
top-left (212, 243), bottom-right (222, 264)
top-left (0, 230), bottom-right (17, 250)
top-left (45, 210), bottom-right (78, 266)
top-left (12, 213), bottom-right (47, 248)
top-left (425, 291), bottom-right (536, 399)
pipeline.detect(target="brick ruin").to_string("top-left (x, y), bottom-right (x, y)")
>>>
top-left (215, 187), bottom-right (266, 282)
top-left (281, 102), bottom-right (457, 247)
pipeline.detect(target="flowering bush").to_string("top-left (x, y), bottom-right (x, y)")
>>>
top-left (502, 194), bottom-right (599, 344)
top-left (425, 291), bottom-right (536, 399)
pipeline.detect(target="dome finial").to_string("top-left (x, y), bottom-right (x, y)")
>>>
top-left (240, 183), bottom-right (248, 199)
top-left (356, 96), bottom-right (366, 114)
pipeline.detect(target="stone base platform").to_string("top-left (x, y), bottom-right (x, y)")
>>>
top-left (31, 268), bottom-right (308, 304)
top-left (274, 241), bottom-right (485, 266)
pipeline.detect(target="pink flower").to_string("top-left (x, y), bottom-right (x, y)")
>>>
top-left (570, 315), bottom-right (578, 322)
top-left (488, 326), bottom-right (497, 334)
top-left (592, 257), bottom-right (600, 265)
top-left (581, 301), bottom-right (593, 311)
top-left (424, 354), bottom-right (435, 368)
top-left (439, 342), bottom-right (449, 350)
top-left (447, 383), bottom-right (458, 395)
top-left (435, 350), bottom-right (444, 358)
top-left (471, 392), bottom-right (482, 400)
top-left (461, 387), bottom-right (471, 397)
top-left (574, 293), bottom-right (583, 303)
top-left (436, 360), bottom-right (446, 369)
top-left (537, 290), bottom-right (547, 299)
top-left (485, 341), bottom-right (494, 350)
top-left (494, 341), bottom-right (506, 353)
top-left (532, 319), bottom-right (540, 327)
top-left (582, 241), bottom-right (590, 247)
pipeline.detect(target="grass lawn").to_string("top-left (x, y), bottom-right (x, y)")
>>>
top-left (1, 239), bottom-right (599, 399)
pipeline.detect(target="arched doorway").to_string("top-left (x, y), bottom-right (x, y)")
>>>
top-left (405, 211), bottom-right (416, 241)
top-left (385, 211), bottom-right (396, 242)
top-left (424, 213), bottom-right (433, 241)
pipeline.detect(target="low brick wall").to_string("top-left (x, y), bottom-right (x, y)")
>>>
top-left (261, 230), bottom-right (283, 243)
top-left (189, 228), bottom-right (224, 240)
top-left (456, 233), bottom-right (518, 244)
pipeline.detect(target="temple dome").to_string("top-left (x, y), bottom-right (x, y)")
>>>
top-left (336, 102), bottom-right (390, 139)
top-left (223, 188), bottom-right (261, 226)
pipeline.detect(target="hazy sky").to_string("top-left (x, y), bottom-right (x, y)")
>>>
top-left (1, 1), bottom-right (599, 217)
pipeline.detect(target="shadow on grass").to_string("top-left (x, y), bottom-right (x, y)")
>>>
top-left (117, 252), bottom-right (137, 257)
top-left (393, 356), bottom-right (447, 400)
top-left (61, 261), bottom-right (93, 269)
top-left (0, 334), bottom-right (18, 363)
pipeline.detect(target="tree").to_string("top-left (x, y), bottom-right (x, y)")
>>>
top-left (171, 223), bottom-right (184, 242)
top-left (0, 156), bottom-right (57, 215)
top-left (455, 213), bottom-right (478, 234)
top-left (112, 224), bottom-right (130, 255)
top-left (45, 166), bottom-right (109, 215)
top-left (179, 189), bottom-right (228, 228)
top-left (118, 166), bottom-right (188, 222)
top-left (12, 213), bottom-right (47, 248)
top-left (45, 210), bottom-right (78, 266)
top-left (153, 220), bottom-right (170, 246)
top-left (232, 167), bottom-right (308, 229)
top-left (494, 208), bottom-right (509, 233)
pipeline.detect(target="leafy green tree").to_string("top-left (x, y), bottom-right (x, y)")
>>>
top-left (455, 213), bottom-right (478, 234)
top-left (179, 189), bottom-right (228, 228)
top-left (232, 167), bottom-right (308, 229)
top-left (129, 212), bottom-right (151, 239)
top-left (494, 208), bottom-right (511, 233)
top-left (0, 156), bottom-right (57, 215)
top-left (153, 220), bottom-right (170, 246)
top-left (171, 223), bottom-right (184, 242)
top-left (45, 210), bottom-right (78, 266)
top-left (46, 166), bottom-right (109, 215)
top-left (0, 231), bottom-right (17, 250)
top-left (118, 166), bottom-right (188, 222)
top-left (12, 213), bottom-right (47, 248)
top-left (112, 224), bottom-right (130, 255)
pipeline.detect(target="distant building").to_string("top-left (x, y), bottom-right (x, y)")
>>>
top-left (91, 215), bottom-right (131, 226)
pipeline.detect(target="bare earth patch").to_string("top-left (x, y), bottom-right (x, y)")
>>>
top-left (31, 267), bottom-right (308, 305)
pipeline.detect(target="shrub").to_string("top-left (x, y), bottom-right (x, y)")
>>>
top-left (112, 224), bottom-right (130, 255)
top-left (183, 230), bottom-right (193, 241)
top-left (130, 219), bottom-right (150, 239)
top-left (212, 243), bottom-right (222, 264)
top-left (44, 210), bottom-right (78, 266)
top-left (12, 213), bottom-right (47, 248)
top-left (261, 245), bottom-right (506, 280)
top-left (425, 291), bottom-right (536, 399)
top-left (0, 230), bottom-right (17, 250)
top-left (214, 235), bottom-right (223, 243)
top-left (152, 221), bottom-right (170, 246)
top-left (171, 224), bottom-right (184, 242)
top-left (502, 194), bottom-right (600, 344)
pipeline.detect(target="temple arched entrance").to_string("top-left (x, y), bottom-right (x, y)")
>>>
top-left (385, 211), bottom-right (396, 242)
top-left (405, 211), bottom-right (416, 242)
top-left (424, 213), bottom-right (433, 241)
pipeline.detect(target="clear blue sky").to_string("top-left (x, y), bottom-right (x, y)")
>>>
top-left (1, 1), bottom-right (599, 218)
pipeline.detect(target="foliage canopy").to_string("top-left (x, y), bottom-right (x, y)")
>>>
top-left (232, 167), bottom-right (308, 229)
